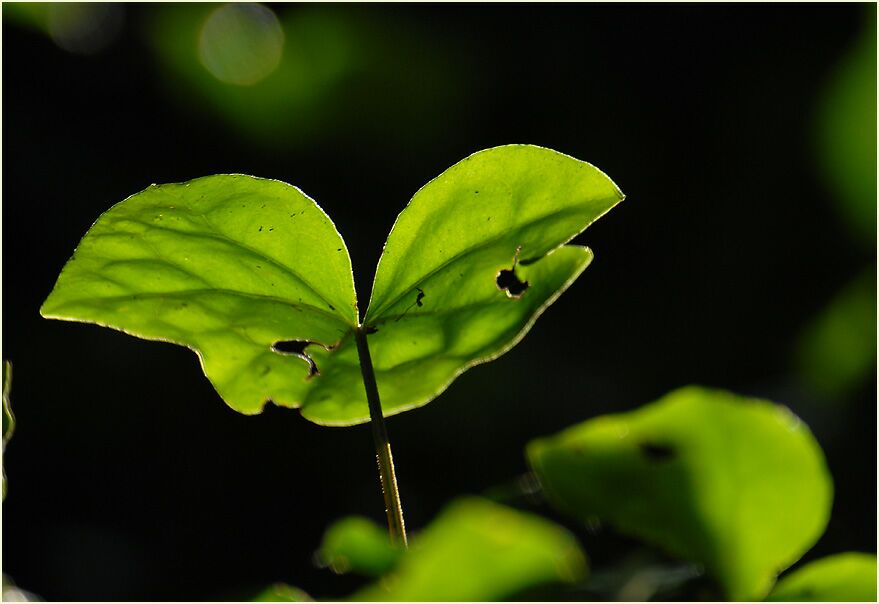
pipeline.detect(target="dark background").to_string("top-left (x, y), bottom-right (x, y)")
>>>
top-left (3, 3), bottom-right (876, 601)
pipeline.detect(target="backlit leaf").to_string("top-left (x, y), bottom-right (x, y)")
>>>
top-left (527, 386), bottom-right (833, 600)
top-left (42, 147), bottom-right (622, 425)
top-left (303, 145), bottom-right (623, 424)
top-left (41, 175), bottom-right (357, 416)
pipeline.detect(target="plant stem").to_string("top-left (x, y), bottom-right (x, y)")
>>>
top-left (354, 326), bottom-right (408, 548)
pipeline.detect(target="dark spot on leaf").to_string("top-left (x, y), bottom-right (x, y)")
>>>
top-left (337, 248), bottom-right (341, 252)
top-left (474, 190), bottom-right (479, 194)
top-left (256, 264), bottom-right (262, 269)
top-left (269, 227), bottom-right (274, 231)
top-left (639, 442), bottom-right (676, 461)
top-left (260, 365), bottom-right (271, 376)
top-left (272, 340), bottom-right (320, 378)
top-left (415, 288), bottom-right (425, 307)
top-left (487, 216), bottom-right (491, 221)
top-left (328, 304), bottom-right (336, 311)
top-left (496, 269), bottom-right (529, 298)
top-left (259, 226), bottom-right (263, 231)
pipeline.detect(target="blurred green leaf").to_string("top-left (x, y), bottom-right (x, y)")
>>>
top-left (796, 271), bottom-right (876, 399)
top-left (302, 144), bottom-right (621, 424)
top-left (2, 361), bottom-right (13, 500)
top-left (815, 7), bottom-right (877, 245)
top-left (353, 497), bottom-right (587, 601)
top-left (252, 583), bottom-right (312, 602)
top-left (318, 516), bottom-right (403, 577)
top-left (527, 386), bottom-right (833, 600)
top-left (767, 552), bottom-right (877, 602)
top-left (41, 174), bottom-right (358, 416)
top-left (41, 146), bottom-right (622, 425)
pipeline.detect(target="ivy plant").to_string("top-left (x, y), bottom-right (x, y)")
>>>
top-left (41, 144), bottom-right (624, 545)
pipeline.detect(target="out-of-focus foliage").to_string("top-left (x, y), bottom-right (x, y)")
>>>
top-left (527, 386), bottom-right (833, 601)
top-left (251, 583), bottom-right (312, 602)
top-left (352, 497), bottom-right (587, 601)
top-left (767, 552), bottom-right (877, 602)
top-left (2, 2), bottom-right (124, 55)
top-left (3, 361), bottom-right (14, 500)
top-left (796, 271), bottom-right (876, 399)
top-left (39, 146), bottom-right (622, 425)
top-left (814, 6), bottom-right (877, 246)
top-left (317, 516), bottom-right (403, 577)
top-left (147, 3), bottom-right (462, 148)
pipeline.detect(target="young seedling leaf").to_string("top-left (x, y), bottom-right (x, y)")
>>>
top-left (767, 552), bottom-right (877, 602)
top-left (40, 175), bottom-right (358, 415)
top-left (41, 147), bottom-right (622, 425)
top-left (352, 496), bottom-right (587, 601)
top-left (302, 145), bottom-right (624, 424)
top-left (318, 516), bottom-right (403, 577)
top-left (527, 386), bottom-right (833, 601)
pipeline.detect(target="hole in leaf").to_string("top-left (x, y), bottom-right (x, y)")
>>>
top-left (496, 269), bottom-right (529, 298)
top-left (638, 442), bottom-right (676, 462)
top-left (272, 340), bottom-right (319, 378)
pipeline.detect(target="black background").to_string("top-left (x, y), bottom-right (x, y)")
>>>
top-left (3, 3), bottom-right (876, 600)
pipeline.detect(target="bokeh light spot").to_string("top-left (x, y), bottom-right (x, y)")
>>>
top-left (198, 3), bottom-right (284, 86)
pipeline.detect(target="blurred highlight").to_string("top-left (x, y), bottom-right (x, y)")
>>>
top-left (198, 4), bottom-right (284, 86)
top-left (3, 3), bottom-right (124, 55)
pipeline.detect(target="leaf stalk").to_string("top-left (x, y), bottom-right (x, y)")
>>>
top-left (355, 326), bottom-right (408, 547)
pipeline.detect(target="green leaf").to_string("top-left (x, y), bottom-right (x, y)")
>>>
top-left (251, 583), bottom-right (312, 602)
top-left (796, 271), bottom-right (877, 400)
top-left (527, 386), bottom-right (833, 601)
top-left (42, 147), bottom-right (622, 425)
top-left (318, 516), bottom-right (403, 577)
top-left (41, 174), bottom-right (358, 416)
top-left (302, 144), bottom-right (623, 424)
top-left (815, 6), bottom-right (876, 246)
top-left (767, 553), bottom-right (877, 602)
top-left (352, 497), bottom-right (587, 601)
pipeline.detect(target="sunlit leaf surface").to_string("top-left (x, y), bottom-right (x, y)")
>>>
top-left (353, 497), bottom-right (587, 601)
top-left (42, 146), bottom-right (622, 425)
top-left (318, 516), bottom-right (403, 577)
top-left (767, 552), bottom-right (877, 602)
top-left (304, 145), bottom-right (623, 424)
top-left (527, 386), bottom-right (833, 601)
top-left (41, 175), bottom-right (358, 416)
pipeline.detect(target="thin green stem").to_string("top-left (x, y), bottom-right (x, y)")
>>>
top-left (354, 326), bottom-right (408, 548)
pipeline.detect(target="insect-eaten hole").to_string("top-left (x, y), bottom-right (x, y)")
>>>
top-left (496, 268), bottom-right (529, 298)
top-left (638, 442), bottom-right (676, 462)
top-left (272, 340), bottom-right (319, 378)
